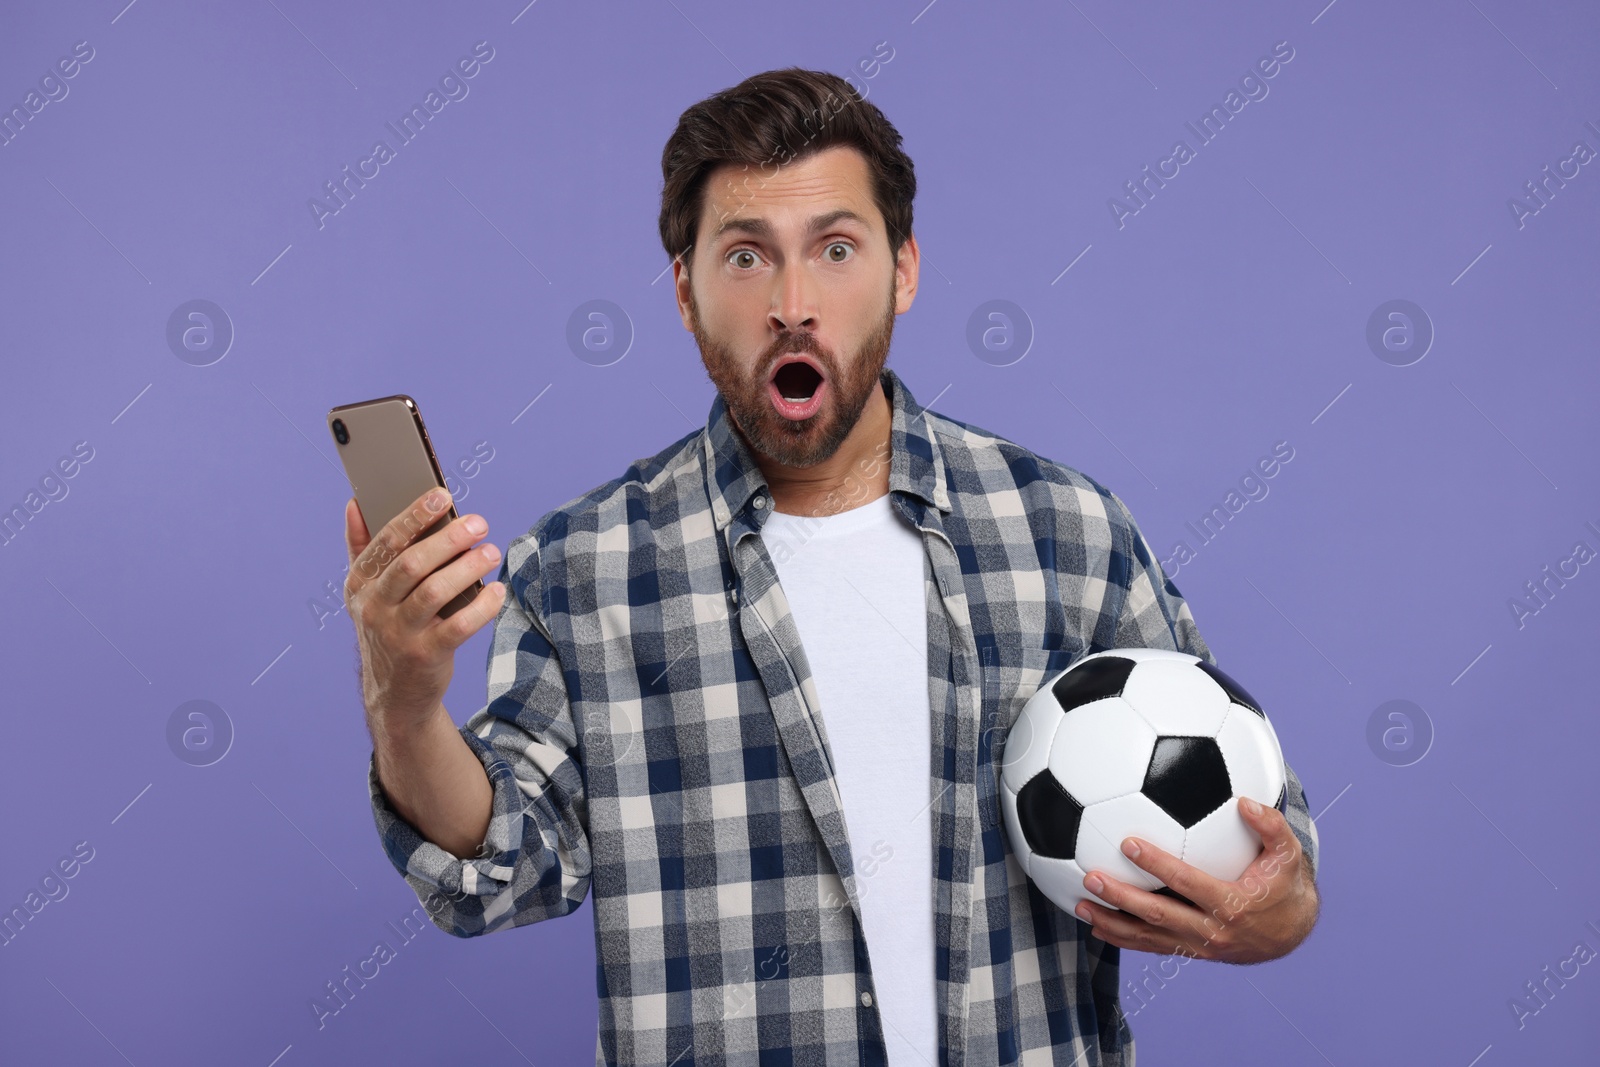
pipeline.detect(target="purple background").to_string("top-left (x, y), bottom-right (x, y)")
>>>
top-left (3, 0), bottom-right (1597, 1063)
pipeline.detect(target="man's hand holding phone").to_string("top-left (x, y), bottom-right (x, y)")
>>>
top-left (344, 485), bottom-right (506, 733)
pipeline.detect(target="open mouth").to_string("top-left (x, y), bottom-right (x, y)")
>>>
top-left (767, 355), bottom-right (828, 421)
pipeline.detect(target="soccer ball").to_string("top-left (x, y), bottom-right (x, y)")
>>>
top-left (999, 647), bottom-right (1287, 916)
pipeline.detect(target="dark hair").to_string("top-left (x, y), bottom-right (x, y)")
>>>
top-left (658, 67), bottom-right (916, 272)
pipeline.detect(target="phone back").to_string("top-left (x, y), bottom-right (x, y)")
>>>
top-left (328, 395), bottom-right (479, 617)
top-left (328, 395), bottom-right (445, 537)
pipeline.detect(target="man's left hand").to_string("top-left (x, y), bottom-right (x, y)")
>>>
top-left (1073, 796), bottom-right (1319, 963)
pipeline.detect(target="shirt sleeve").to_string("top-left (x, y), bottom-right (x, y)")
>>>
top-left (366, 530), bottom-right (592, 936)
top-left (1106, 490), bottom-right (1319, 883)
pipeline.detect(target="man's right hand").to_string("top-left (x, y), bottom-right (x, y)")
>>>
top-left (344, 486), bottom-right (506, 736)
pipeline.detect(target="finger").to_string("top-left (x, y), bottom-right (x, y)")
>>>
top-left (344, 495), bottom-right (368, 547)
top-left (1237, 797), bottom-right (1302, 882)
top-left (1235, 799), bottom-right (1299, 870)
top-left (1075, 900), bottom-right (1184, 955)
top-left (1240, 796), bottom-right (1291, 848)
top-left (1080, 869), bottom-right (1208, 937)
top-left (400, 532), bottom-right (503, 628)
top-left (1117, 836), bottom-right (1232, 913)
top-left (345, 497), bottom-right (370, 559)
top-left (1074, 898), bottom-right (1127, 937)
top-left (352, 486), bottom-right (453, 595)
top-left (426, 576), bottom-right (507, 653)
top-left (343, 498), bottom-right (375, 606)
top-left (377, 509), bottom-right (493, 609)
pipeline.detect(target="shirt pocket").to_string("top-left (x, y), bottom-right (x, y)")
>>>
top-left (982, 643), bottom-right (1081, 762)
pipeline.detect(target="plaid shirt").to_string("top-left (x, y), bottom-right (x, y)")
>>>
top-left (368, 367), bottom-right (1320, 1066)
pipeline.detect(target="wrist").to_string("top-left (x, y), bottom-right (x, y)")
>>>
top-left (371, 700), bottom-right (452, 751)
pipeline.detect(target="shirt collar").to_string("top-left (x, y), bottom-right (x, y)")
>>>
top-left (701, 365), bottom-right (951, 532)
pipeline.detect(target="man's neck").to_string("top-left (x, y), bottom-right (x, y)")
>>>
top-left (755, 376), bottom-right (893, 517)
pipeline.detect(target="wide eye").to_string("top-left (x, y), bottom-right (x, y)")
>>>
top-left (825, 242), bottom-right (854, 263)
top-left (728, 249), bottom-right (761, 269)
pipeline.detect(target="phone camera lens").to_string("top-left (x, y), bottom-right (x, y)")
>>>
top-left (331, 419), bottom-right (349, 445)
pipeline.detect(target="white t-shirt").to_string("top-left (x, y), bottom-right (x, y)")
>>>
top-left (759, 491), bottom-right (936, 1066)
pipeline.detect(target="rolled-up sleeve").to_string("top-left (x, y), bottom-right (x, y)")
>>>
top-left (367, 529), bottom-right (592, 936)
top-left (1106, 491), bottom-right (1319, 883)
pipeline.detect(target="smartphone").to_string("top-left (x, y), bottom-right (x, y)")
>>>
top-left (327, 394), bottom-right (484, 619)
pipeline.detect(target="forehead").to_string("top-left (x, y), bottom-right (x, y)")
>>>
top-left (697, 144), bottom-right (880, 244)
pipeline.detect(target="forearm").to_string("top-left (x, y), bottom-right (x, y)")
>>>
top-left (370, 702), bottom-right (494, 860)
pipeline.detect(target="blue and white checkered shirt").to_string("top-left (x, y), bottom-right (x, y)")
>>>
top-left (368, 366), bottom-right (1320, 1066)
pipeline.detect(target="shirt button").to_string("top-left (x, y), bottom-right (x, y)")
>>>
top-left (860, 991), bottom-right (873, 1008)
top-left (753, 495), bottom-right (767, 509)
top-left (730, 588), bottom-right (739, 605)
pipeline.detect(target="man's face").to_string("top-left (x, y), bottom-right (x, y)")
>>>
top-left (676, 144), bottom-right (917, 468)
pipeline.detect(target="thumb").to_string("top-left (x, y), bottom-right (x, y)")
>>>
top-left (345, 497), bottom-right (370, 562)
top-left (1238, 795), bottom-right (1300, 876)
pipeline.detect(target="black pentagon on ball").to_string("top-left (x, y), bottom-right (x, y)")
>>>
top-left (1142, 736), bottom-right (1233, 829)
top-left (1016, 772), bottom-right (1085, 860)
top-left (1050, 656), bottom-right (1135, 714)
top-left (1196, 660), bottom-right (1265, 718)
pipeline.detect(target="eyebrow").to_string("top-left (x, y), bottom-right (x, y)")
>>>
top-left (710, 208), bottom-right (871, 245)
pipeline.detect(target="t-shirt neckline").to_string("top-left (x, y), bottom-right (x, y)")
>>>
top-left (763, 490), bottom-right (895, 535)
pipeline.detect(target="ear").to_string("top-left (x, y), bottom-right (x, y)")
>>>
top-left (673, 252), bottom-right (695, 331)
top-left (893, 232), bottom-right (920, 314)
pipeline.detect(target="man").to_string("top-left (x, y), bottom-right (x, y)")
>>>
top-left (343, 68), bottom-right (1320, 1067)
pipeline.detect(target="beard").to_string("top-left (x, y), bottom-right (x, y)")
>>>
top-left (690, 277), bottom-right (897, 469)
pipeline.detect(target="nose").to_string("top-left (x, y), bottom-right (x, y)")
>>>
top-left (768, 262), bottom-right (818, 335)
